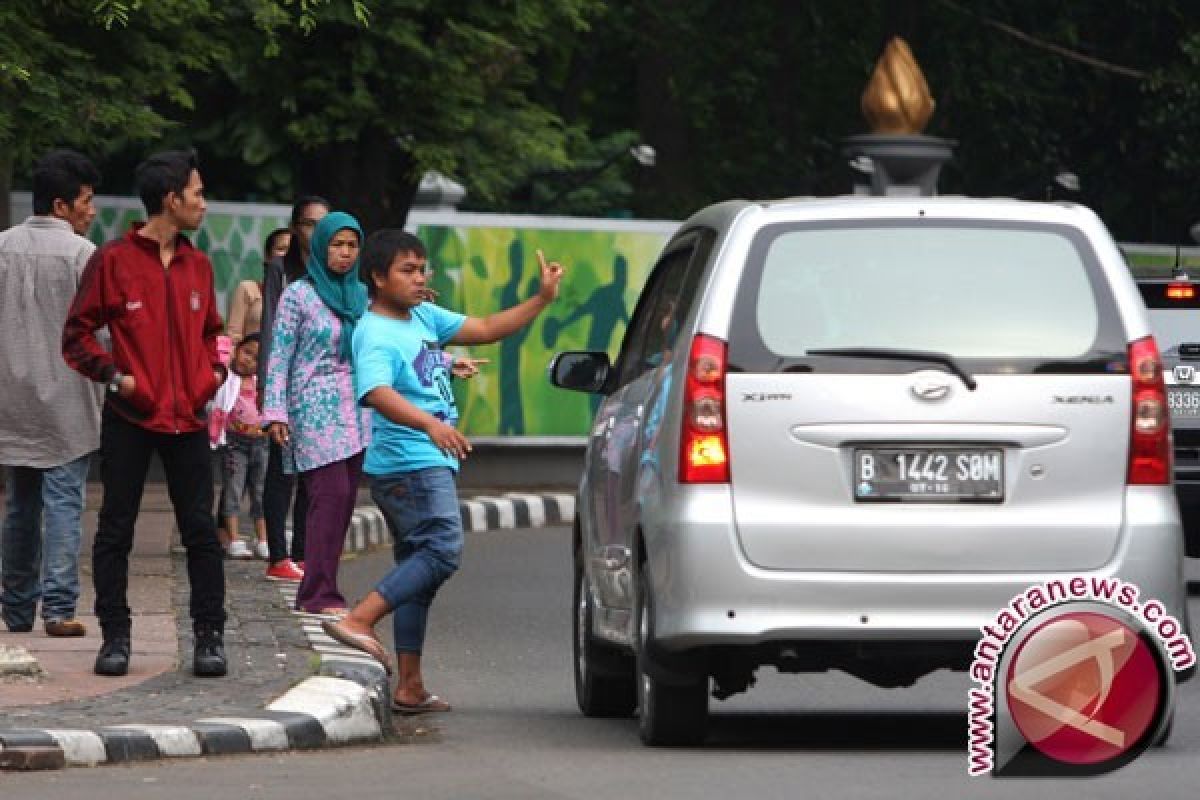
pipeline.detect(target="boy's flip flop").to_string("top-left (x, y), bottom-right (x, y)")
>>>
top-left (296, 608), bottom-right (349, 621)
top-left (320, 618), bottom-right (393, 675)
top-left (391, 695), bottom-right (452, 715)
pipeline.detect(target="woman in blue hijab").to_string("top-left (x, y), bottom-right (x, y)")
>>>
top-left (305, 212), bottom-right (368, 361)
top-left (262, 212), bottom-right (369, 617)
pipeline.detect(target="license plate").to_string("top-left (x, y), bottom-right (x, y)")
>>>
top-left (1168, 387), bottom-right (1200, 417)
top-left (854, 448), bottom-right (1004, 502)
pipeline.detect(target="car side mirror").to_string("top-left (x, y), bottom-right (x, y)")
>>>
top-left (549, 351), bottom-right (611, 394)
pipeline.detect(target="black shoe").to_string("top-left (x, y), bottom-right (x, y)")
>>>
top-left (193, 628), bottom-right (227, 677)
top-left (4, 612), bottom-right (34, 633)
top-left (94, 637), bottom-right (131, 676)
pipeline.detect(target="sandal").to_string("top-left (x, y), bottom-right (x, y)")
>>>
top-left (391, 694), bottom-right (452, 715)
top-left (296, 607), bottom-right (349, 621)
top-left (320, 618), bottom-right (393, 675)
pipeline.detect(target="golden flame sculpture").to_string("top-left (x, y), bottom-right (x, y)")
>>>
top-left (861, 37), bottom-right (934, 135)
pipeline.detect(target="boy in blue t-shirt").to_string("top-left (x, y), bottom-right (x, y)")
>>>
top-left (322, 229), bottom-right (564, 714)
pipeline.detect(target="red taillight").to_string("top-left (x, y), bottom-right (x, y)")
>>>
top-left (1167, 282), bottom-right (1196, 300)
top-left (1127, 336), bottom-right (1170, 484)
top-left (679, 334), bottom-right (730, 483)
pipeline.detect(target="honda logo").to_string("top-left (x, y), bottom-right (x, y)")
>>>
top-left (1175, 365), bottom-right (1195, 384)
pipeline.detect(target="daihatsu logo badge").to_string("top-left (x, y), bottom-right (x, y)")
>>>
top-left (1175, 365), bottom-right (1195, 384)
top-left (911, 378), bottom-right (951, 401)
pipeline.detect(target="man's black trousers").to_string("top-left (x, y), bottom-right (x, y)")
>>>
top-left (93, 407), bottom-right (226, 639)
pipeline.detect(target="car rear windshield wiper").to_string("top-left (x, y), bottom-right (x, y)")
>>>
top-left (805, 347), bottom-right (978, 390)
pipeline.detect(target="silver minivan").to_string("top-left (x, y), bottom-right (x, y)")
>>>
top-left (551, 196), bottom-right (1189, 746)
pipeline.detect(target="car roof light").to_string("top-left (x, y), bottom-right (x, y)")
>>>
top-left (1166, 282), bottom-right (1195, 300)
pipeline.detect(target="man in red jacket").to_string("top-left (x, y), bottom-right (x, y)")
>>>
top-left (62, 150), bottom-right (228, 678)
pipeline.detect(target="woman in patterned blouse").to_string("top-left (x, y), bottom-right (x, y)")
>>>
top-left (263, 212), bottom-right (369, 617)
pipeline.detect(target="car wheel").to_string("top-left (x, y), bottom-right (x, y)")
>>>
top-left (635, 568), bottom-right (708, 746)
top-left (1152, 712), bottom-right (1173, 747)
top-left (573, 563), bottom-right (636, 717)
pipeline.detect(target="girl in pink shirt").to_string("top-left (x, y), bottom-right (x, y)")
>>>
top-left (218, 333), bottom-right (269, 559)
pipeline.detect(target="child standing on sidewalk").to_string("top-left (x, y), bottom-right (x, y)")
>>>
top-left (214, 333), bottom-right (269, 559)
top-left (322, 230), bottom-right (562, 713)
top-left (209, 334), bottom-right (234, 553)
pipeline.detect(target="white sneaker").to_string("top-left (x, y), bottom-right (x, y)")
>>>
top-left (254, 540), bottom-right (270, 560)
top-left (228, 540), bottom-right (254, 559)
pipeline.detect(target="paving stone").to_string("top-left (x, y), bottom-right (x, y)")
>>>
top-left (0, 645), bottom-right (42, 677)
top-left (0, 555), bottom-right (315, 730)
top-left (0, 745), bottom-right (66, 771)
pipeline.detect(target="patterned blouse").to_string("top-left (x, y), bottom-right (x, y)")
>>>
top-left (262, 279), bottom-right (369, 473)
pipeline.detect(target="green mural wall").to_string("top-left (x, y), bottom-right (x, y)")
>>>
top-left (418, 224), bottom-right (671, 436)
top-left (89, 202), bottom-right (288, 313)
top-left (81, 197), bottom-right (676, 437)
top-left (71, 197), bottom-right (1197, 437)
top-left (1121, 243), bottom-right (1200, 279)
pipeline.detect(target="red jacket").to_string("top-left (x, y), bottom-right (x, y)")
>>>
top-left (63, 224), bottom-right (225, 434)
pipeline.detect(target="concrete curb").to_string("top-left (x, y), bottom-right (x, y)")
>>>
top-left (0, 490), bottom-right (574, 770)
top-left (0, 674), bottom-right (388, 768)
top-left (343, 491), bottom-right (575, 554)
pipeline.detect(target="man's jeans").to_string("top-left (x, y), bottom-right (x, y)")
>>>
top-left (370, 467), bottom-right (463, 653)
top-left (1, 453), bottom-right (92, 629)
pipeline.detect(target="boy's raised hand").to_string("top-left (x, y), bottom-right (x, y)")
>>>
top-left (536, 249), bottom-right (565, 303)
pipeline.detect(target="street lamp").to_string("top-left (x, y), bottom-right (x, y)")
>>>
top-left (412, 170), bottom-right (467, 210)
top-left (629, 144), bottom-right (657, 167)
top-left (1053, 171), bottom-right (1080, 193)
top-left (1010, 169), bottom-right (1082, 201)
top-left (537, 143), bottom-right (657, 212)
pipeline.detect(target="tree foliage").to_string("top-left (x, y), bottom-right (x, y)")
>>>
top-left (183, 0), bottom-right (600, 229)
top-left (0, 0), bottom-right (215, 221)
top-left (0, 0), bottom-right (363, 223)
top-left (566, 0), bottom-right (1200, 240)
top-left (5, 1), bottom-right (1200, 240)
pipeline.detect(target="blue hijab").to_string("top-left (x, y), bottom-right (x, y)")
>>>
top-left (306, 211), bottom-right (367, 361)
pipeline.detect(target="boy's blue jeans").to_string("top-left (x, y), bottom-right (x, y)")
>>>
top-left (370, 467), bottom-right (462, 653)
top-left (1, 453), bottom-right (92, 629)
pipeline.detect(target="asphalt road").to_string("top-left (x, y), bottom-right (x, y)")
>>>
top-left (9, 525), bottom-right (1200, 798)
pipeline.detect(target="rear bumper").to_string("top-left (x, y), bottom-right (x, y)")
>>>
top-left (643, 486), bottom-right (1189, 663)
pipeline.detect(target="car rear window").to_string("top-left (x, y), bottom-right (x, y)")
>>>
top-left (729, 220), bottom-right (1128, 373)
top-left (1137, 282), bottom-right (1200, 354)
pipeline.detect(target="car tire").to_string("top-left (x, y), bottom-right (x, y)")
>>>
top-left (573, 564), bottom-right (636, 717)
top-left (1152, 713), bottom-right (1173, 747)
top-left (635, 568), bottom-right (708, 746)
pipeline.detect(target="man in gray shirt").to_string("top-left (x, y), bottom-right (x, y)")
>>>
top-left (0, 150), bottom-right (102, 636)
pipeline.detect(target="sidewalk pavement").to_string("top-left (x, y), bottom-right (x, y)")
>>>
top-left (0, 481), bottom-right (574, 770)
